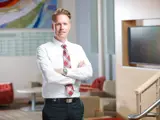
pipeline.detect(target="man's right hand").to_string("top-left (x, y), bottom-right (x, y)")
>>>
top-left (78, 61), bottom-right (85, 68)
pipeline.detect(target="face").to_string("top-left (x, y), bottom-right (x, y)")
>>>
top-left (53, 14), bottom-right (71, 42)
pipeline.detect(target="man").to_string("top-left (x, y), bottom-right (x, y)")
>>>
top-left (36, 8), bottom-right (93, 120)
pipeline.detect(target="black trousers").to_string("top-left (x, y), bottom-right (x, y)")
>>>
top-left (42, 98), bottom-right (84, 120)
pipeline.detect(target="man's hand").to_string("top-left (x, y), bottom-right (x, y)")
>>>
top-left (54, 68), bottom-right (63, 74)
top-left (78, 61), bottom-right (85, 68)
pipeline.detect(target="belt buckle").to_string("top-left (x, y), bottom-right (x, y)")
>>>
top-left (66, 98), bottom-right (72, 103)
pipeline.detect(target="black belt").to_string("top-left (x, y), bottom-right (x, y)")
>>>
top-left (45, 98), bottom-right (79, 104)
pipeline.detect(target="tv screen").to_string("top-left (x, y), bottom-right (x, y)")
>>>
top-left (128, 26), bottom-right (160, 65)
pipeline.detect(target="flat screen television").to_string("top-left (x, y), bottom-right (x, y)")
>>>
top-left (128, 26), bottom-right (160, 65)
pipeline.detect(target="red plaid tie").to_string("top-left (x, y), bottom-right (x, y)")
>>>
top-left (61, 44), bottom-right (74, 96)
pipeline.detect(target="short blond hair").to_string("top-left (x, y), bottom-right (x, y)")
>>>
top-left (52, 8), bottom-right (71, 22)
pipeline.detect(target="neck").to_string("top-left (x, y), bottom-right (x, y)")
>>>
top-left (54, 36), bottom-right (66, 43)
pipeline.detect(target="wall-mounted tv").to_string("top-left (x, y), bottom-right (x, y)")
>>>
top-left (128, 26), bottom-right (160, 65)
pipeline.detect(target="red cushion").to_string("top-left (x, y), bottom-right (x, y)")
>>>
top-left (79, 84), bottom-right (91, 92)
top-left (91, 76), bottom-right (105, 91)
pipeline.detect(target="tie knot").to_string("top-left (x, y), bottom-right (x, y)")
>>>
top-left (61, 44), bottom-right (67, 49)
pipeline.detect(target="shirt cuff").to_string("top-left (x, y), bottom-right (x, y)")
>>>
top-left (65, 68), bottom-right (72, 77)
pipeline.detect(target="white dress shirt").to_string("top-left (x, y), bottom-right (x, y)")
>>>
top-left (36, 37), bottom-right (93, 98)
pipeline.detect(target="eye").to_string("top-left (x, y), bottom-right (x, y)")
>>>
top-left (56, 23), bottom-right (60, 26)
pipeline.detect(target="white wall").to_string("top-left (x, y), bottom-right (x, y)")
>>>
top-left (0, 56), bottom-right (40, 98)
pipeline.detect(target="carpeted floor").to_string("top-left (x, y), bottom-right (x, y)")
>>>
top-left (0, 99), bottom-right (42, 120)
top-left (0, 110), bottom-right (42, 120)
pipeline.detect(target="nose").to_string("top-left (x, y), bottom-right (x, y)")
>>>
top-left (60, 24), bottom-right (64, 29)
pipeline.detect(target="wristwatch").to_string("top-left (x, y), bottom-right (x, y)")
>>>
top-left (63, 68), bottom-right (68, 76)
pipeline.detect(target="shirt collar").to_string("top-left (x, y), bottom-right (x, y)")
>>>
top-left (52, 37), bottom-right (69, 47)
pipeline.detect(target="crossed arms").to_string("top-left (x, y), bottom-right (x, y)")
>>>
top-left (36, 45), bottom-right (93, 85)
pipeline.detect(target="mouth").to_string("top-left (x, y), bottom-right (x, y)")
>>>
top-left (59, 32), bottom-right (66, 34)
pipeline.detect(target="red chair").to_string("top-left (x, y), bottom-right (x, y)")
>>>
top-left (80, 76), bottom-right (106, 92)
top-left (0, 82), bottom-right (14, 105)
top-left (80, 84), bottom-right (92, 92)
top-left (91, 76), bottom-right (105, 91)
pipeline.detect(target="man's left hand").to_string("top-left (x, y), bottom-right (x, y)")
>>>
top-left (54, 68), bottom-right (63, 74)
